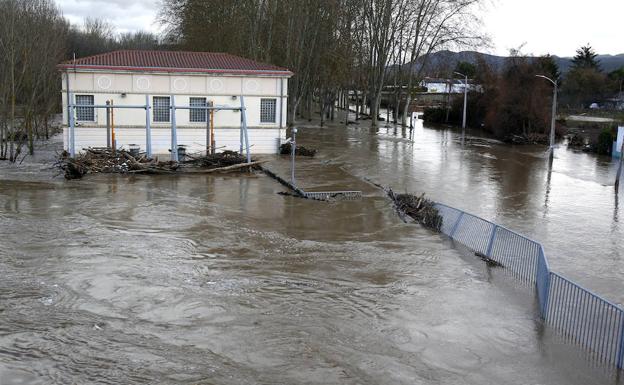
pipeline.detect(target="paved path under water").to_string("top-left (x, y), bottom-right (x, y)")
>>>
top-left (292, 116), bottom-right (624, 306)
top-left (0, 124), bottom-right (622, 384)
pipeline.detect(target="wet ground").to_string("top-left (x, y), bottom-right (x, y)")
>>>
top-left (0, 118), bottom-right (622, 384)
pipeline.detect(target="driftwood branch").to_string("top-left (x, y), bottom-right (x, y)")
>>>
top-left (179, 160), bottom-right (267, 173)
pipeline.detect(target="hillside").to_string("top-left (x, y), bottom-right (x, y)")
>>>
top-left (409, 50), bottom-right (624, 76)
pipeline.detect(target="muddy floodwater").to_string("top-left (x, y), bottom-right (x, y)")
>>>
top-left (0, 116), bottom-right (623, 384)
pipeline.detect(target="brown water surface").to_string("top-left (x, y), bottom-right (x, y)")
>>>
top-left (0, 118), bottom-right (622, 384)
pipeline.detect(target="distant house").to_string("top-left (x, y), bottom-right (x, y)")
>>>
top-left (605, 92), bottom-right (624, 111)
top-left (419, 77), bottom-right (480, 94)
top-left (58, 50), bottom-right (293, 157)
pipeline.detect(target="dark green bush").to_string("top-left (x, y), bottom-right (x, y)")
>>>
top-left (422, 107), bottom-right (449, 124)
top-left (595, 129), bottom-right (614, 155)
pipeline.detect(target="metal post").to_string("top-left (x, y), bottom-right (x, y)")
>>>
top-left (106, 100), bottom-right (111, 148)
top-left (536, 75), bottom-right (558, 158)
top-left (65, 71), bottom-right (74, 156)
top-left (617, 318), bottom-right (624, 369)
top-left (462, 75), bottom-right (468, 144)
top-left (291, 127), bottom-right (297, 187)
top-left (68, 91), bottom-right (75, 157)
top-left (279, 78), bottom-right (284, 131)
top-left (145, 94), bottom-right (152, 157)
top-left (449, 212), bottom-right (464, 238)
top-left (110, 100), bottom-right (116, 152)
top-left (205, 102), bottom-right (210, 155)
top-left (485, 225), bottom-right (498, 257)
top-left (65, 71), bottom-right (71, 128)
top-left (454, 71), bottom-right (468, 145)
top-left (210, 107), bottom-right (215, 155)
top-left (171, 95), bottom-right (178, 162)
top-left (550, 83), bottom-right (558, 155)
top-left (240, 95), bottom-right (251, 163)
top-left (616, 134), bottom-right (624, 192)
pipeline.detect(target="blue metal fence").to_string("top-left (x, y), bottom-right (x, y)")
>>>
top-left (433, 203), bottom-right (624, 370)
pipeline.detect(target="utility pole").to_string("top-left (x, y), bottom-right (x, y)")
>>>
top-left (616, 128), bottom-right (624, 193)
top-left (106, 100), bottom-right (111, 149)
top-left (536, 75), bottom-right (558, 158)
top-left (454, 71), bottom-right (469, 145)
top-left (291, 127), bottom-right (298, 187)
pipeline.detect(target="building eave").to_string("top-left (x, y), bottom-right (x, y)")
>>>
top-left (57, 64), bottom-right (294, 78)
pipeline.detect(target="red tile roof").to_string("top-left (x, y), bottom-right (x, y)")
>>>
top-left (58, 50), bottom-right (292, 76)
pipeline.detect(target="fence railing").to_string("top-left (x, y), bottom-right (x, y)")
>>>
top-left (434, 202), bottom-right (624, 370)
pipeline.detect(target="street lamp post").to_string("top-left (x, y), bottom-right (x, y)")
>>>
top-left (536, 75), bottom-right (558, 157)
top-left (454, 71), bottom-right (468, 145)
top-left (291, 127), bottom-right (298, 187)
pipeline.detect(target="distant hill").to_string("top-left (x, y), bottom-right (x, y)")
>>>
top-left (408, 50), bottom-right (624, 76)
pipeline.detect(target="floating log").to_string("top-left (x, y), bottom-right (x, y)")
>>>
top-left (179, 160), bottom-right (266, 174)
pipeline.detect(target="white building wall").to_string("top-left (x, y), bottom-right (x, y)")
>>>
top-left (64, 127), bottom-right (285, 155)
top-left (61, 71), bottom-right (289, 154)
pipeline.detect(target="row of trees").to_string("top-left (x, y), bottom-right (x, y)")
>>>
top-left (0, 0), bottom-right (65, 161)
top-left (0, 0), bottom-right (162, 162)
top-left (562, 45), bottom-right (624, 109)
top-left (423, 53), bottom-right (558, 141)
top-left (159, 0), bottom-right (484, 127)
top-left (66, 18), bottom-right (162, 59)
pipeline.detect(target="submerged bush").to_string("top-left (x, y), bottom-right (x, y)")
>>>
top-left (595, 129), bottom-right (614, 155)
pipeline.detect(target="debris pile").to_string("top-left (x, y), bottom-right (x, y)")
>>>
top-left (56, 148), bottom-right (262, 180)
top-left (279, 143), bottom-right (317, 157)
top-left (475, 252), bottom-right (504, 267)
top-left (388, 190), bottom-right (443, 231)
top-left (183, 151), bottom-right (248, 168)
top-left (567, 134), bottom-right (586, 147)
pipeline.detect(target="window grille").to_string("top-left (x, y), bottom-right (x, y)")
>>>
top-left (153, 96), bottom-right (170, 122)
top-left (189, 97), bottom-right (207, 122)
top-left (260, 98), bottom-right (277, 123)
top-left (75, 95), bottom-right (95, 121)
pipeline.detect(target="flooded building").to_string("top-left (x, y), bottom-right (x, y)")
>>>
top-left (58, 50), bottom-right (292, 155)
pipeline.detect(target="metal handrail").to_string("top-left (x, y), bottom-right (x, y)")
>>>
top-left (433, 202), bottom-right (624, 370)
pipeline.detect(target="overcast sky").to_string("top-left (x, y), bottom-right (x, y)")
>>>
top-left (56, 0), bottom-right (623, 57)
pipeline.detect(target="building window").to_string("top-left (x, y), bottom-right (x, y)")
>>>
top-left (153, 96), bottom-right (170, 122)
top-left (260, 98), bottom-right (277, 123)
top-left (189, 97), bottom-right (207, 123)
top-left (75, 95), bottom-right (95, 121)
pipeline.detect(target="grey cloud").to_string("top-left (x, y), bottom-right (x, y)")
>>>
top-left (56, 0), bottom-right (160, 33)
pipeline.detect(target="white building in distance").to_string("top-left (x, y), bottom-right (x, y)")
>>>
top-left (58, 50), bottom-right (293, 157)
top-left (420, 77), bottom-right (480, 94)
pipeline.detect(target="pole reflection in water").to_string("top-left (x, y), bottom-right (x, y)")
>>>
top-left (543, 152), bottom-right (554, 218)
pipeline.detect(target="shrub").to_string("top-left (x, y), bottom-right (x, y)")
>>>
top-left (595, 129), bottom-right (614, 155)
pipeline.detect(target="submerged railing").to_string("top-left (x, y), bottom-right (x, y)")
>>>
top-left (434, 203), bottom-right (624, 370)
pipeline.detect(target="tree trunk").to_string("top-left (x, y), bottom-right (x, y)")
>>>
top-left (402, 94), bottom-right (412, 127)
top-left (27, 114), bottom-right (34, 155)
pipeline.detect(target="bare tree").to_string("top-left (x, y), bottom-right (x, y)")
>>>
top-left (398, 0), bottom-right (483, 126)
top-left (158, 0), bottom-right (484, 128)
top-left (0, 0), bottom-right (66, 161)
